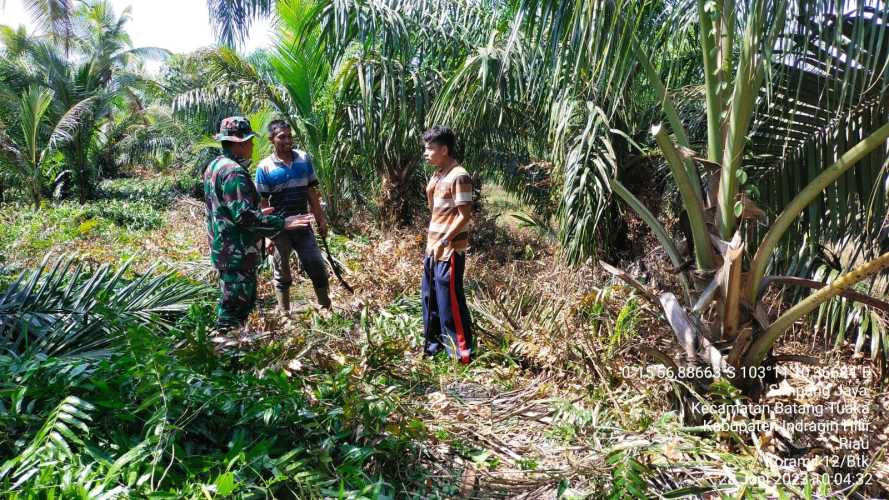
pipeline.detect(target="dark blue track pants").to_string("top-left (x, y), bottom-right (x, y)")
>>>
top-left (421, 253), bottom-right (473, 363)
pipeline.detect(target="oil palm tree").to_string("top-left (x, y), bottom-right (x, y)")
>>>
top-left (191, 0), bottom-right (495, 223)
top-left (0, 86), bottom-right (95, 208)
top-left (20, 0), bottom-right (74, 53)
top-left (619, 0), bottom-right (889, 380)
top-left (294, 0), bottom-right (500, 223)
top-left (207, 0), bottom-right (275, 48)
top-left (607, 1), bottom-right (889, 390)
top-left (434, 0), bottom-right (889, 392)
top-left (1, 0), bottom-right (167, 201)
top-left (214, 0), bottom-right (889, 385)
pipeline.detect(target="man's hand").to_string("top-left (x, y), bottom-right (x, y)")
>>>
top-left (431, 238), bottom-right (448, 260)
top-left (284, 214), bottom-right (313, 230)
top-left (266, 238), bottom-right (275, 255)
top-left (261, 206), bottom-right (275, 215)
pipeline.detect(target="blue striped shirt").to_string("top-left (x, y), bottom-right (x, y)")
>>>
top-left (255, 149), bottom-right (319, 217)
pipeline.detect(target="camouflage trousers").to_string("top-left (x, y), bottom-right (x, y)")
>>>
top-left (215, 270), bottom-right (258, 331)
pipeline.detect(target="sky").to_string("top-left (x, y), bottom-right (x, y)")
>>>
top-left (1, 0), bottom-right (274, 69)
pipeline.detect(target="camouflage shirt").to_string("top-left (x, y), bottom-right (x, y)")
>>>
top-left (204, 153), bottom-right (284, 271)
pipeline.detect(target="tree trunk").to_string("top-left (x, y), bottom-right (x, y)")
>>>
top-left (77, 171), bottom-right (89, 203)
top-left (28, 170), bottom-right (42, 209)
top-left (379, 173), bottom-right (414, 226)
top-left (378, 163), bottom-right (418, 226)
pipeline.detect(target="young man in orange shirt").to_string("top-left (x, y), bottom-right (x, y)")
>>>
top-left (421, 126), bottom-right (474, 363)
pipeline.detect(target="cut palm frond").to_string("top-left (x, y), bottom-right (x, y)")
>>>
top-left (0, 254), bottom-right (210, 359)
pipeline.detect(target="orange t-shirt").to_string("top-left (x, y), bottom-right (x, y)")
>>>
top-left (426, 166), bottom-right (473, 260)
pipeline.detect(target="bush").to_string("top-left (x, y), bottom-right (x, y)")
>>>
top-left (0, 258), bottom-right (425, 497)
top-left (0, 200), bottom-right (167, 257)
top-left (0, 320), bottom-right (419, 498)
top-left (98, 172), bottom-right (202, 209)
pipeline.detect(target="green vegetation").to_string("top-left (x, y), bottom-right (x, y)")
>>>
top-left (1, 0), bottom-right (888, 497)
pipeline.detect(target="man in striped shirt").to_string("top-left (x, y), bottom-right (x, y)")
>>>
top-left (255, 120), bottom-right (331, 316)
top-left (421, 126), bottom-right (474, 363)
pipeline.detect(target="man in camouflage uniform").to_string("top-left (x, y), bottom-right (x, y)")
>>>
top-left (203, 116), bottom-right (307, 336)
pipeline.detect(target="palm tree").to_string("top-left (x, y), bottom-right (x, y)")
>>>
top-left (285, 0), bottom-right (498, 223)
top-left (621, 1), bottom-right (889, 381)
top-left (189, 0), bottom-right (483, 223)
top-left (433, 0), bottom-right (889, 392)
top-left (1, 0), bottom-right (168, 202)
top-left (0, 86), bottom-right (94, 208)
top-left (210, 0), bottom-right (889, 385)
top-left (20, 0), bottom-right (74, 53)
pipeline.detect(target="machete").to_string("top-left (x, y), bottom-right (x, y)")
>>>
top-left (320, 233), bottom-right (354, 293)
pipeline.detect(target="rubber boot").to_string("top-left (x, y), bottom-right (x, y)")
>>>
top-left (275, 288), bottom-right (291, 317)
top-left (314, 286), bottom-right (332, 310)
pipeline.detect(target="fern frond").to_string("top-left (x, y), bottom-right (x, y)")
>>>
top-left (0, 395), bottom-right (95, 489)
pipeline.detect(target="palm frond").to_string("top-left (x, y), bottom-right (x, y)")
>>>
top-left (0, 124), bottom-right (24, 173)
top-left (0, 254), bottom-right (210, 358)
top-left (172, 85), bottom-right (242, 133)
top-left (19, 85), bottom-right (54, 167)
top-left (430, 32), bottom-right (545, 161)
top-left (0, 24), bottom-right (35, 57)
top-left (556, 103), bottom-right (620, 264)
top-left (111, 46), bottom-right (171, 65)
top-left (23, 0), bottom-right (74, 47)
top-left (207, 0), bottom-right (275, 48)
top-left (172, 48), bottom-right (292, 130)
top-left (208, 47), bottom-right (294, 123)
top-left (44, 95), bottom-right (99, 154)
top-left (0, 395), bottom-right (94, 489)
top-left (748, 3), bottom-right (889, 281)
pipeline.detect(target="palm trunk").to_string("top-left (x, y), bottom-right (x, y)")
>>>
top-left (379, 164), bottom-right (417, 226)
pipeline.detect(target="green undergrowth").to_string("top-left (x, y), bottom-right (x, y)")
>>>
top-left (0, 277), bottom-right (430, 498)
top-left (0, 174), bottom-right (208, 275)
top-left (97, 173), bottom-right (202, 209)
top-left (0, 201), bottom-right (163, 259)
top-left (1, 251), bottom-right (868, 498)
top-left (2, 178), bottom-right (881, 497)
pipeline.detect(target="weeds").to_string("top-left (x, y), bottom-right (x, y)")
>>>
top-left (2, 184), bottom-right (886, 497)
top-left (97, 174), bottom-right (201, 209)
top-left (0, 261), bottom-right (426, 497)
